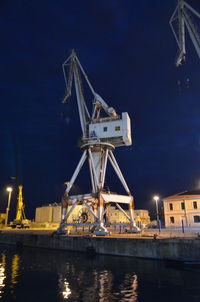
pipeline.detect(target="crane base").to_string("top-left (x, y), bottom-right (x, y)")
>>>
top-left (93, 226), bottom-right (108, 236)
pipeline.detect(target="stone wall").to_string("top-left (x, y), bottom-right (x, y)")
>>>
top-left (0, 231), bottom-right (200, 260)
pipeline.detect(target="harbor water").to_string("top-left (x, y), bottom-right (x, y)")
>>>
top-left (0, 245), bottom-right (199, 302)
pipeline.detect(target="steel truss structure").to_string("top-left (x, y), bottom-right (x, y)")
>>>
top-left (57, 50), bottom-right (137, 235)
top-left (170, 0), bottom-right (200, 66)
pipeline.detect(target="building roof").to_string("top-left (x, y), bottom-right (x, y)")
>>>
top-left (163, 189), bottom-right (200, 200)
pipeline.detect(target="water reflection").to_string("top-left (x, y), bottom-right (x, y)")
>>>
top-left (58, 265), bottom-right (138, 301)
top-left (58, 274), bottom-right (71, 299)
top-left (114, 273), bottom-right (138, 302)
top-left (97, 270), bottom-right (138, 302)
top-left (0, 251), bottom-right (21, 299)
top-left (62, 279), bottom-right (71, 299)
top-left (11, 254), bottom-right (20, 287)
top-left (0, 246), bottom-right (198, 302)
top-left (0, 254), bottom-right (6, 298)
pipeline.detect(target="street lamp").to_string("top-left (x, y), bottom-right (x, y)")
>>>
top-left (5, 187), bottom-right (13, 227)
top-left (153, 195), bottom-right (160, 232)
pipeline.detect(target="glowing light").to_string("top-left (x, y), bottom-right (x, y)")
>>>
top-left (6, 187), bottom-right (13, 193)
top-left (153, 195), bottom-right (159, 202)
top-left (62, 279), bottom-right (71, 299)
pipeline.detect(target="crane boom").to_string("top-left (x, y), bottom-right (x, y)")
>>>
top-left (16, 185), bottom-right (25, 221)
top-left (62, 50), bottom-right (117, 137)
top-left (62, 50), bottom-right (89, 136)
top-left (170, 0), bottom-right (200, 66)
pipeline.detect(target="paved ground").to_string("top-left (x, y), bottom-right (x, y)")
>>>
top-left (1, 228), bottom-right (200, 239)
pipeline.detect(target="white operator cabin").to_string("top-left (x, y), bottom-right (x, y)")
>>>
top-left (163, 190), bottom-right (200, 228)
top-left (89, 112), bottom-right (132, 147)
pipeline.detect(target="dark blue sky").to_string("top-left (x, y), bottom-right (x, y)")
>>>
top-left (1, 0), bottom-right (200, 217)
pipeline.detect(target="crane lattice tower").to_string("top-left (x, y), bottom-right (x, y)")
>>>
top-left (58, 50), bottom-right (138, 235)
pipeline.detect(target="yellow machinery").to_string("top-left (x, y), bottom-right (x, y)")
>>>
top-left (0, 213), bottom-right (6, 228)
top-left (10, 185), bottom-right (30, 229)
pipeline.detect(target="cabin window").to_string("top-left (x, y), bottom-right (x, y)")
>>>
top-left (170, 217), bottom-right (174, 223)
top-left (194, 216), bottom-right (200, 223)
top-left (103, 126), bottom-right (108, 132)
top-left (169, 203), bottom-right (173, 211)
top-left (181, 202), bottom-right (185, 210)
top-left (115, 126), bottom-right (120, 131)
top-left (193, 201), bottom-right (198, 209)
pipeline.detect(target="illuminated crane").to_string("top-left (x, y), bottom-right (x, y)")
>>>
top-left (58, 50), bottom-right (138, 235)
top-left (10, 185), bottom-right (30, 229)
top-left (170, 0), bottom-right (200, 66)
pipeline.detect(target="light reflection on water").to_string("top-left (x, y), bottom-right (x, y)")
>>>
top-left (58, 263), bottom-right (138, 301)
top-left (62, 279), bottom-right (71, 299)
top-left (11, 254), bottom-right (20, 287)
top-left (0, 246), bottom-right (199, 302)
top-left (0, 254), bottom-right (6, 298)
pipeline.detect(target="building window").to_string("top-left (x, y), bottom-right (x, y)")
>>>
top-left (193, 201), bottom-right (198, 209)
top-left (194, 215), bottom-right (200, 223)
top-left (103, 126), bottom-right (107, 132)
top-left (115, 126), bottom-right (120, 131)
top-left (181, 202), bottom-right (185, 210)
top-left (170, 217), bottom-right (174, 223)
top-left (169, 203), bottom-right (173, 211)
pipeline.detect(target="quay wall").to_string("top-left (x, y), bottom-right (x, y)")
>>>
top-left (0, 231), bottom-right (200, 260)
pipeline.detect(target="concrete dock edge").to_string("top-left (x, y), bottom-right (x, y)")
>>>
top-left (0, 230), bottom-right (200, 261)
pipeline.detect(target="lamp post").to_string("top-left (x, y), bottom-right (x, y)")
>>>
top-left (153, 195), bottom-right (160, 232)
top-left (5, 187), bottom-right (13, 227)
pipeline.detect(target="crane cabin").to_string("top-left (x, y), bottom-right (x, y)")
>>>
top-left (88, 112), bottom-right (132, 147)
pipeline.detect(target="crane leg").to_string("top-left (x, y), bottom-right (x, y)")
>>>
top-left (93, 195), bottom-right (108, 236)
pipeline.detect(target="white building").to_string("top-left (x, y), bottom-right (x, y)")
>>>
top-left (163, 190), bottom-right (200, 228)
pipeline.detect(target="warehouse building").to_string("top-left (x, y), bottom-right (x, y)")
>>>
top-left (35, 203), bottom-right (150, 228)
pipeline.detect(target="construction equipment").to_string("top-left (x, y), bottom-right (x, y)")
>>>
top-left (57, 50), bottom-right (138, 235)
top-left (10, 185), bottom-right (30, 229)
top-left (170, 0), bottom-right (200, 66)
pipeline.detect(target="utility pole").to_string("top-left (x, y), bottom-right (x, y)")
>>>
top-left (153, 195), bottom-right (160, 232)
top-left (5, 187), bottom-right (13, 227)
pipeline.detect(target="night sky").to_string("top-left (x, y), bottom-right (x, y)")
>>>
top-left (1, 0), bottom-right (200, 218)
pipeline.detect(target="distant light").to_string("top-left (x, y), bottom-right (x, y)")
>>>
top-left (6, 187), bottom-right (13, 193)
top-left (153, 195), bottom-right (159, 202)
